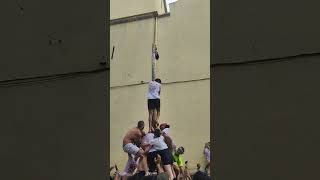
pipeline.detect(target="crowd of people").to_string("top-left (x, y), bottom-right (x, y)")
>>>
top-left (110, 79), bottom-right (211, 180)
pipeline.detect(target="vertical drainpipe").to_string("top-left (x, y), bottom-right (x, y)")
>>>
top-left (152, 0), bottom-right (167, 80)
top-left (152, 16), bottom-right (158, 81)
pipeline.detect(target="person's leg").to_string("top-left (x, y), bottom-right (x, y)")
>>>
top-left (137, 150), bottom-right (150, 175)
top-left (142, 154), bottom-right (150, 175)
top-left (163, 165), bottom-right (174, 180)
top-left (156, 108), bottom-right (160, 121)
top-left (156, 99), bottom-right (160, 123)
top-left (205, 162), bottom-right (210, 173)
top-left (152, 109), bottom-right (158, 130)
top-left (171, 166), bottom-right (176, 179)
top-left (173, 164), bottom-right (180, 177)
top-left (160, 149), bottom-right (175, 180)
top-left (148, 110), bottom-right (154, 132)
top-left (147, 152), bottom-right (158, 173)
top-left (148, 99), bottom-right (154, 132)
top-left (184, 166), bottom-right (191, 180)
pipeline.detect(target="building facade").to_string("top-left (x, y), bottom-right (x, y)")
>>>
top-left (1, 0), bottom-right (107, 179)
top-left (213, 0), bottom-right (320, 179)
top-left (110, 0), bottom-right (210, 172)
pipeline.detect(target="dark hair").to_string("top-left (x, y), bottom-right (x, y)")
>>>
top-left (155, 78), bottom-right (161, 84)
top-left (193, 171), bottom-right (210, 180)
top-left (160, 123), bottom-right (167, 130)
top-left (178, 146), bottom-right (185, 154)
top-left (154, 128), bottom-right (161, 138)
top-left (137, 121), bottom-right (144, 130)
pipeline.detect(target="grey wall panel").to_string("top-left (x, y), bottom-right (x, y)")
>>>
top-left (0, 71), bottom-right (108, 180)
top-left (0, 0), bottom-right (107, 80)
top-left (213, 0), bottom-right (320, 64)
top-left (213, 56), bottom-right (320, 179)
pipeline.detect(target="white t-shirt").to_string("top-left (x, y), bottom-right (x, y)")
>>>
top-left (162, 128), bottom-right (170, 135)
top-left (149, 136), bottom-right (168, 151)
top-left (143, 133), bottom-right (156, 152)
top-left (147, 81), bottom-right (161, 99)
top-left (204, 147), bottom-right (210, 162)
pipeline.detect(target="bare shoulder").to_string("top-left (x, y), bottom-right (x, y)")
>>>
top-left (131, 128), bottom-right (143, 136)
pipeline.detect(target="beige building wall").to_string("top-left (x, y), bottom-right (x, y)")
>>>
top-left (110, 19), bottom-right (154, 86)
top-left (110, 0), bottom-right (210, 173)
top-left (111, 0), bottom-right (166, 20)
top-left (156, 1), bottom-right (210, 83)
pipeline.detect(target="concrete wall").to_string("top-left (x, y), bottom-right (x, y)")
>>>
top-left (0, 0), bottom-right (106, 80)
top-left (1, 72), bottom-right (107, 180)
top-left (213, 57), bottom-right (320, 180)
top-left (157, 0), bottom-right (210, 83)
top-left (213, 0), bottom-right (320, 179)
top-left (0, 0), bottom-right (108, 179)
top-left (110, 19), bottom-right (154, 86)
top-left (110, 0), bottom-right (210, 172)
top-left (213, 0), bottom-right (320, 64)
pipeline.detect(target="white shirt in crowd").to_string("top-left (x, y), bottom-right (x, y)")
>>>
top-left (143, 133), bottom-right (156, 152)
top-left (147, 81), bottom-right (161, 99)
top-left (149, 135), bottom-right (168, 151)
top-left (204, 147), bottom-right (210, 162)
top-left (162, 128), bottom-right (169, 135)
top-left (162, 128), bottom-right (176, 149)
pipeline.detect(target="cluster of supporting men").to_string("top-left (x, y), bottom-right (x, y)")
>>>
top-left (110, 79), bottom-right (211, 180)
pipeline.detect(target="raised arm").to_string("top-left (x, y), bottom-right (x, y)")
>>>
top-left (141, 130), bottom-right (146, 136)
top-left (142, 143), bottom-right (153, 153)
top-left (163, 133), bottom-right (173, 146)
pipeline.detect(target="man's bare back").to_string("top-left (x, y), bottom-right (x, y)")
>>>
top-left (123, 128), bottom-right (144, 146)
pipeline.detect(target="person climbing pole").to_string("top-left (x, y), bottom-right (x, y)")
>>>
top-left (147, 78), bottom-right (162, 132)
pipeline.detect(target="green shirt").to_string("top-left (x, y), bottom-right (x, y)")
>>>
top-left (173, 153), bottom-right (184, 167)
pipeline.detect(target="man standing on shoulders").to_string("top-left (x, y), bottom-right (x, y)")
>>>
top-left (147, 78), bottom-right (162, 132)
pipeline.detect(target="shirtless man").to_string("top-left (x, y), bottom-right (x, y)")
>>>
top-left (123, 121), bottom-right (149, 175)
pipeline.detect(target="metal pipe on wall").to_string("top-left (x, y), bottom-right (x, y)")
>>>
top-left (151, 16), bottom-right (158, 81)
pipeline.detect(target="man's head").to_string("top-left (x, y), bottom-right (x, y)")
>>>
top-left (155, 78), bottom-right (161, 84)
top-left (160, 123), bottom-right (170, 130)
top-left (177, 146), bottom-right (185, 155)
top-left (193, 170), bottom-right (210, 180)
top-left (137, 121), bottom-right (144, 130)
top-left (154, 128), bottom-right (161, 138)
